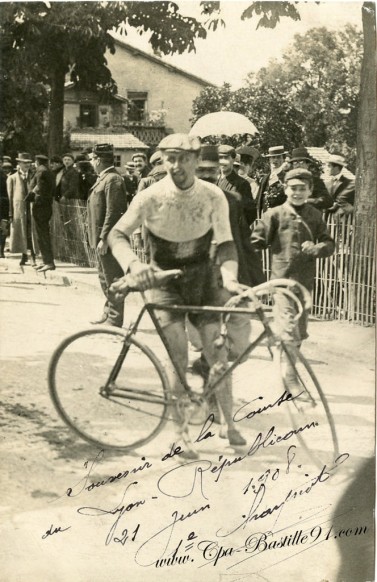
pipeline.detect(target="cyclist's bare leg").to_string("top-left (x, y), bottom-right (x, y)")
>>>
top-left (161, 321), bottom-right (197, 448)
top-left (199, 322), bottom-right (245, 445)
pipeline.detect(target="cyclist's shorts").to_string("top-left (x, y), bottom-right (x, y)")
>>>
top-left (147, 260), bottom-right (224, 328)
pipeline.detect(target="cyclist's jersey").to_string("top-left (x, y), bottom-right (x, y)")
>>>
top-left (114, 175), bottom-right (233, 270)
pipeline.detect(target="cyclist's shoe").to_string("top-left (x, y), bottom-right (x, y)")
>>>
top-left (180, 447), bottom-right (199, 460)
top-left (228, 429), bottom-right (247, 447)
top-left (219, 427), bottom-right (247, 447)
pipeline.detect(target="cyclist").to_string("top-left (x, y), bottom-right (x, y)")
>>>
top-left (108, 133), bottom-right (247, 458)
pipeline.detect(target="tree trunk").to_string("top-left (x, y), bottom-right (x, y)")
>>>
top-left (355, 2), bottom-right (376, 225)
top-left (48, 67), bottom-right (66, 156)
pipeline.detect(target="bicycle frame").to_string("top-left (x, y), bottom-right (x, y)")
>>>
top-left (103, 293), bottom-right (278, 403)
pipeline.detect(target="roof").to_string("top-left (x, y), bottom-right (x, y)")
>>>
top-left (307, 147), bottom-right (331, 164)
top-left (70, 131), bottom-right (148, 150)
top-left (112, 36), bottom-right (216, 88)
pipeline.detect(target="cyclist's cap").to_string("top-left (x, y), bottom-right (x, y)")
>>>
top-left (198, 145), bottom-right (219, 168)
top-left (158, 134), bottom-right (201, 153)
top-left (284, 168), bottom-right (313, 185)
top-left (218, 144), bottom-right (236, 158)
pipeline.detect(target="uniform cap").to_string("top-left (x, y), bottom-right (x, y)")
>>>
top-left (158, 133), bottom-right (201, 153)
top-left (218, 144), bottom-right (236, 157)
top-left (198, 145), bottom-right (219, 168)
top-left (284, 168), bottom-right (313, 184)
top-left (92, 143), bottom-right (114, 157)
top-left (131, 151), bottom-right (147, 161)
top-left (62, 152), bottom-right (75, 160)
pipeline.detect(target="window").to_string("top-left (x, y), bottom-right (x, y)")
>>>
top-left (80, 104), bottom-right (97, 128)
top-left (127, 92), bottom-right (148, 122)
top-left (114, 155), bottom-right (121, 168)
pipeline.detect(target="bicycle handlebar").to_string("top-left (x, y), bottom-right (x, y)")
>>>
top-left (224, 278), bottom-right (312, 320)
top-left (110, 269), bottom-right (183, 296)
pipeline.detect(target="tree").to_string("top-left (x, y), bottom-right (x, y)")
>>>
top-left (0, 1), bottom-right (207, 155)
top-left (191, 82), bottom-right (304, 152)
top-left (254, 25), bottom-right (363, 149)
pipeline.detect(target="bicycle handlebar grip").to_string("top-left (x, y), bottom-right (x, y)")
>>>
top-left (110, 268), bottom-right (183, 296)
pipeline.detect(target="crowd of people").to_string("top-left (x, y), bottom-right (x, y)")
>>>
top-left (0, 135), bottom-right (355, 457)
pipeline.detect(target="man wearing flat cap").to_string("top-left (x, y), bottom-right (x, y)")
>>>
top-left (28, 154), bottom-right (56, 271)
top-left (87, 144), bottom-right (128, 327)
top-left (109, 133), bottom-right (247, 455)
top-left (217, 144), bottom-right (257, 226)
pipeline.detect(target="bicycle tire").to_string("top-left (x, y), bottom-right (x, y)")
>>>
top-left (279, 342), bottom-right (339, 469)
top-left (48, 327), bottom-right (171, 451)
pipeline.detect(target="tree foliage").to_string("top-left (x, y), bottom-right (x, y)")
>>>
top-left (254, 25), bottom-right (363, 148)
top-left (0, 1), bottom-right (208, 154)
top-left (191, 82), bottom-right (304, 152)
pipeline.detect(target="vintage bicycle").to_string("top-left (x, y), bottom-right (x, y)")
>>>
top-left (48, 272), bottom-right (338, 468)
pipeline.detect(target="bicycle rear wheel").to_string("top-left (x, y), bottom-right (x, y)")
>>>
top-left (280, 342), bottom-right (339, 469)
top-left (48, 327), bottom-right (170, 451)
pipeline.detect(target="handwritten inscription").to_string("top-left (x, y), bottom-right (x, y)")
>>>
top-left (42, 524), bottom-right (71, 539)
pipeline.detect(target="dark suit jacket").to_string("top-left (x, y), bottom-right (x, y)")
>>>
top-left (251, 201), bottom-right (334, 291)
top-left (217, 170), bottom-right (256, 226)
top-left (223, 189), bottom-right (265, 287)
top-left (87, 168), bottom-right (127, 249)
top-left (30, 164), bottom-right (55, 208)
top-left (60, 166), bottom-right (80, 200)
top-left (325, 173), bottom-right (355, 209)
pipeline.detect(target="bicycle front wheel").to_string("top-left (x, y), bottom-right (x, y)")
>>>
top-left (280, 342), bottom-right (339, 469)
top-left (48, 327), bottom-right (171, 451)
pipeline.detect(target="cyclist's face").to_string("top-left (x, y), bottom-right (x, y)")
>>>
top-left (284, 180), bottom-right (312, 206)
top-left (163, 151), bottom-right (198, 189)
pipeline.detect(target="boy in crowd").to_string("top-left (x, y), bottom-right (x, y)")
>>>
top-left (251, 168), bottom-right (335, 386)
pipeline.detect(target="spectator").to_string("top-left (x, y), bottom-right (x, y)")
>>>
top-left (217, 144), bottom-right (257, 226)
top-left (87, 144), bottom-right (128, 327)
top-left (132, 152), bottom-right (150, 181)
top-left (29, 154), bottom-right (56, 272)
top-left (256, 145), bottom-right (290, 216)
top-left (59, 153), bottom-right (80, 201)
top-left (236, 146), bottom-right (260, 200)
top-left (122, 161), bottom-right (138, 203)
top-left (288, 147), bottom-right (332, 210)
top-left (7, 152), bottom-right (38, 266)
top-left (251, 168), bottom-right (335, 389)
top-left (0, 158), bottom-right (10, 258)
top-left (191, 145), bottom-right (265, 415)
top-left (2, 159), bottom-right (13, 177)
top-left (49, 156), bottom-right (64, 201)
top-left (149, 150), bottom-right (163, 169)
top-left (324, 154), bottom-right (355, 216)
top-left (76, 160), bottom-right (97, 201)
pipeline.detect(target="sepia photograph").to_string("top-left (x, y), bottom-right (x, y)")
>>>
top-left (0, 1), bottom-right (375, 581)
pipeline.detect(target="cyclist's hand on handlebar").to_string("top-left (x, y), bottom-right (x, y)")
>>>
top-left (223, 279), bottom-right (249, 297)
top-left (128, 262), bottom-right (161, 291)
